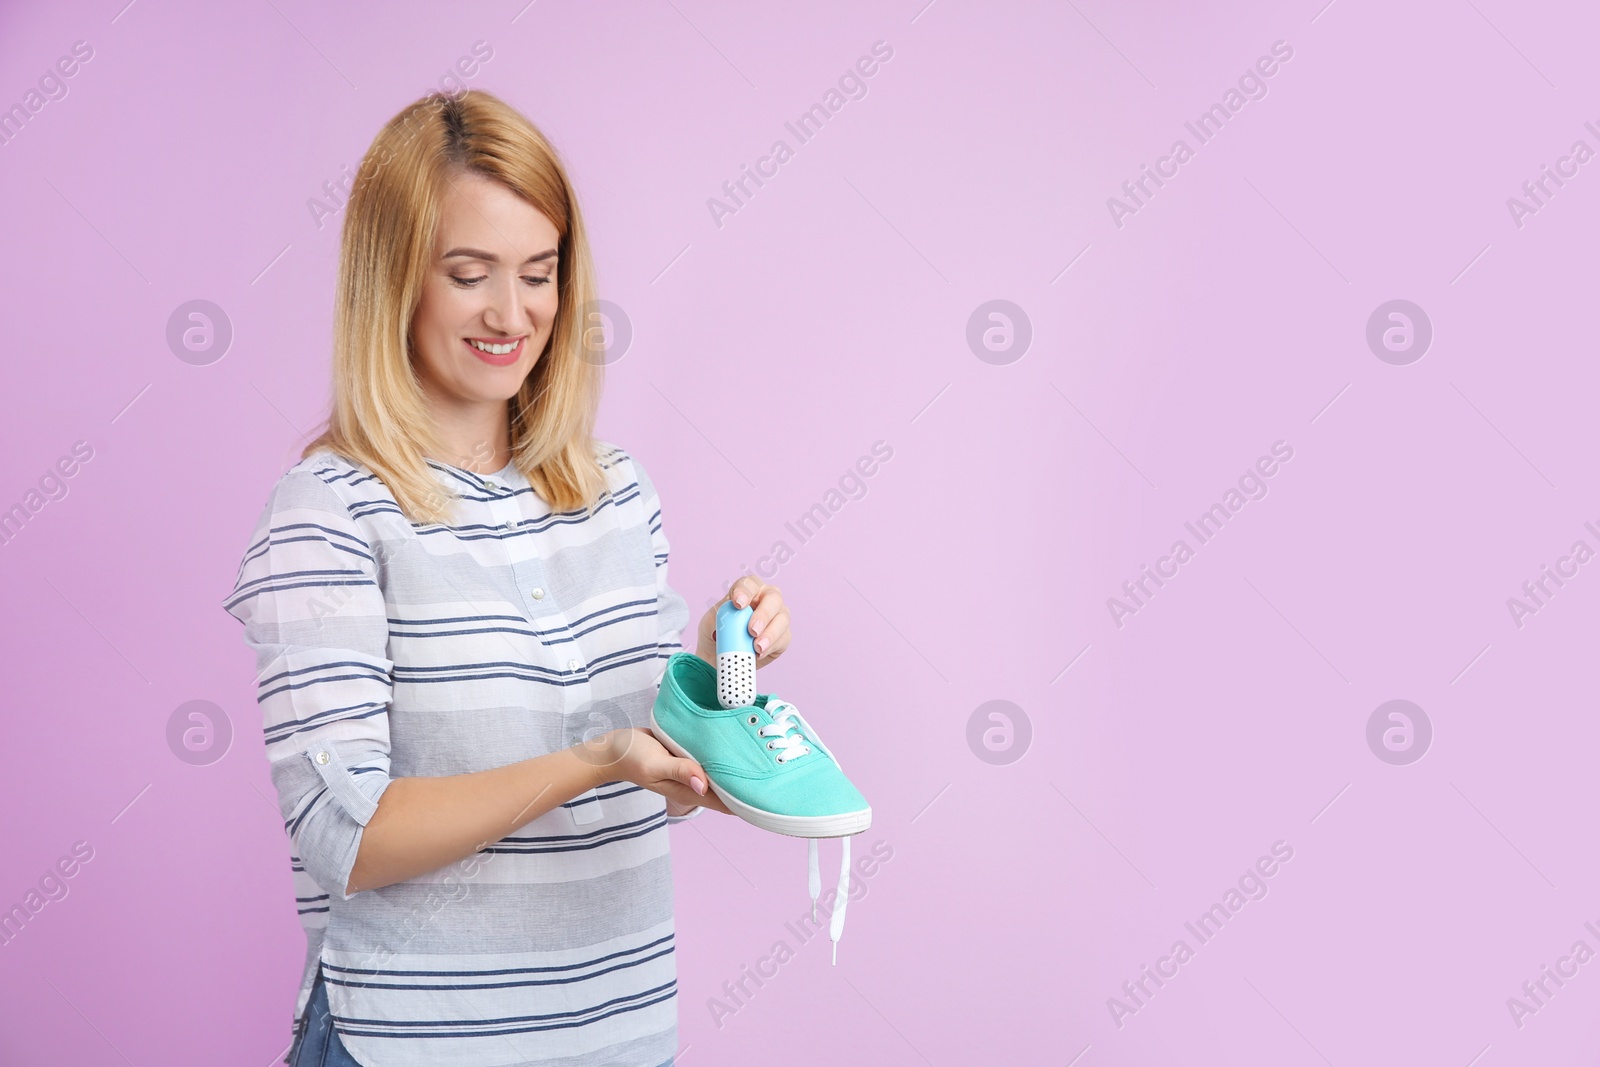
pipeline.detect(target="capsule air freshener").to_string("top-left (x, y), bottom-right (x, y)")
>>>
top-left (715, 600), bottom-right (757, 708)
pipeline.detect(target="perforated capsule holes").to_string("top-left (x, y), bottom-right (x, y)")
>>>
top-left (717, 649), bottom-right (756, 708)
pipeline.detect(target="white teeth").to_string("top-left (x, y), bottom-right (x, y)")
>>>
top-left (470, 339), bottom-right (519, 356)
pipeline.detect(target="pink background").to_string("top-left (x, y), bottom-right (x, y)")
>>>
top-left (2, 1), bottom-right (1598, 1064)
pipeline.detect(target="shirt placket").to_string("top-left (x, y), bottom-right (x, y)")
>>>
top-left (481, 475), bottom-right (603, 827)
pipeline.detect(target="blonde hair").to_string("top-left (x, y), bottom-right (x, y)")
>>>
top-left (302, 88), bottom-right (608, 525)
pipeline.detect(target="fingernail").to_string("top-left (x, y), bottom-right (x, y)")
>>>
top-left (756, 638), bottom-right (768, 653)
top-left (751, 618), bottom-right (764, 635)
top-left (691, 775), bottom-right (706, 795)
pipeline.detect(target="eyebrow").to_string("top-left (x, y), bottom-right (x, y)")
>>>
top-left (441, 247), bottom-right (558, 265)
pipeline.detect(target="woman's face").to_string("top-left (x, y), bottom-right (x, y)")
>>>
top-left (410, 169), bottom-right (561, 414)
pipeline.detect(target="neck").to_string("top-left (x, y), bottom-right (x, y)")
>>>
top-left (424, 389), bottom-right (512, 474)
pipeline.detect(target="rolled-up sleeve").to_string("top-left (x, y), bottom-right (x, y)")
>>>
top-left (222, 469), bottom-right (394, 899)
top-left (627, 453), bottom-right (703, 823)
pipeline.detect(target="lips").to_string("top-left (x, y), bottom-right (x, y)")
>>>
top-left (465, 337), bottom-right (524, 367)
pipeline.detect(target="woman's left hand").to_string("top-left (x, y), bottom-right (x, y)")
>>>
top-left (695, 576), bottom-right (790, 670)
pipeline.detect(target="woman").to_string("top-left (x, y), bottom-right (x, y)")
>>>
top-left (223, 88), bottom-right (790, 1067)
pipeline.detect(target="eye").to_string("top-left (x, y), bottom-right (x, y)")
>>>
top-left (451, 274), bottom-right (552, 289)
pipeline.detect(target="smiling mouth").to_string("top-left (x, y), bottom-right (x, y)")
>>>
top-left (465, 336), bottom-right (525, 366)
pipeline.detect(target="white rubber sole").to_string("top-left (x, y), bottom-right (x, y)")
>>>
top-left (650, 711), bottom-right (872, 838)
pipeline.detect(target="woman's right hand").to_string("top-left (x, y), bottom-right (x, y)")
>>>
top-left (591, 727), bottom-right (731, 816)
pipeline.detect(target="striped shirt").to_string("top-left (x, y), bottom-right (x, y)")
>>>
top-left (222, 440), bottom-right (697, 1067)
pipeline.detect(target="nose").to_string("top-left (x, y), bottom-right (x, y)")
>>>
top-left (482, 271), bottom-right (532, 335)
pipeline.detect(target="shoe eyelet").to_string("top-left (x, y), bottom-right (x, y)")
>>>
top-left (747, 714), bottom-right (759, 725)
top-left (775, 755), bottom-right (786, 764)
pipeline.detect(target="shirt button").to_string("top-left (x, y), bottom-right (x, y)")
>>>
top-left (315, 751), bottom-right (329, 765)
top-left (484, 480), bottom-right (499, 491)
top-left (503, 519), bottom-right (516, 531)
top-left (530, 587), bottom-right (545, 600)
top-left (568, 658), bottom-right (582, 671)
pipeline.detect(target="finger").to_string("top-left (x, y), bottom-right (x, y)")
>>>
top-left (658, 782), bottom-right (701, 809)
top-left (754, 612), bottom-right (789, 660)
top-left (729, 576), bottom-right (765, 609)
top-left (660, 782), bottom-right (733, 815)
top-left (663, 782), bottom-right (732, 816)
top-left (695, 790), bottom-right (732, 815)
top-left (746, 585), bottom-right (784, 639)
top-left (668, 755), bottom-right (710, 797)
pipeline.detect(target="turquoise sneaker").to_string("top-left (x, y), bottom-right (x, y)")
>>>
top-left (650, 650), bottom-right (871, 961)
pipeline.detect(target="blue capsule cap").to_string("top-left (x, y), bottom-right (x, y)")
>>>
top-left (716, 601), bottom-right (756, 655)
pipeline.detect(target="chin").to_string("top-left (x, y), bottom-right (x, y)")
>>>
top-left (471, 375), bottom-right (530, 402)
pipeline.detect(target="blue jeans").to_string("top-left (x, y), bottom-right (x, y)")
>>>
top-left (287, 966), bottom-right (362, 1067)
top-left (286, 964), bottom-right (675, 1067)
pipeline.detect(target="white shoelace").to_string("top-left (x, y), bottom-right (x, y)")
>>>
top-left (768, 699), bottom-right (852, 965)
top-left (808, 836), bottom-right (851, 965)
top-left (759, 701), bottom-right (812, 764)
